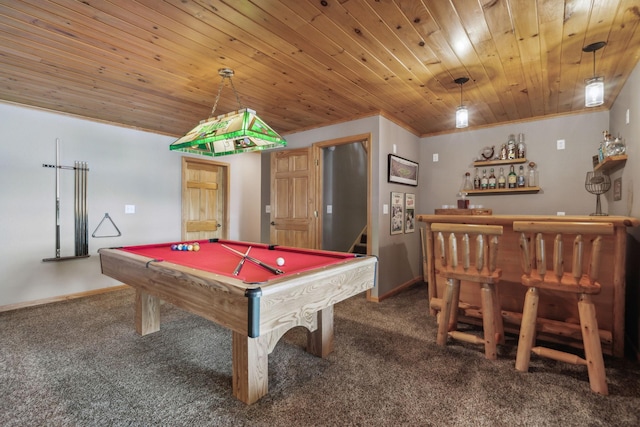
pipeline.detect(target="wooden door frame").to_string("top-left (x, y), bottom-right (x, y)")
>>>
top-left (312, 133), bottom-right (372, 255)
top-left (181, 156), bottom-right (230, 240)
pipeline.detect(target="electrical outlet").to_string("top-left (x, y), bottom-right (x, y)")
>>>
top-left (557, 211), bottom-right (565, 216)
top-left (433, 153), bottom-right (439, 162)
top-left (125, 204), bottom-right (135, 214)
top-left (557, 139), bottom-right (565, 150)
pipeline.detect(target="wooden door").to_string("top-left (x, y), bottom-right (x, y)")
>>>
top-left (182, 157), bottom-right (228, 240)
top-left (270, 148), bottom-right (316, 248)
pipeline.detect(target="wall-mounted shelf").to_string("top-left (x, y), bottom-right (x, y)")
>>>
top-left (473, 158), bottom-right (528, 167)
top-left (594, 154), bottom-right (627, 174)
top-left (465, 186), bottom-right (541, 196)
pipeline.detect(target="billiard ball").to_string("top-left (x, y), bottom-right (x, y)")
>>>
top-left (193, 244), bottom-right (200, 252)
top-left (187, 244), bottom-right (193, 251)
top-left (171, 244), bottom-right (178, 251)
top-left (177, 244), bottom-right (183, 250)
top-left (276, 257), bottom-right (285, 266)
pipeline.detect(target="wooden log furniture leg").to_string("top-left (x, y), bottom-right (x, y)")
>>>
top-left (431, 223), bottom-right (504, 360)
top-left (513, 221), bottom-right (613, 395)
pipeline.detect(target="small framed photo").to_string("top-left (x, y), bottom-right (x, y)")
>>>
top-left (404, 193), bottom-right (415, 233)
top-left (390, 192), bottom-right (404, 235)
top-left (613, 177), bottom-right (622, 201)
top-left (388, 154), bottom-right (419, 186)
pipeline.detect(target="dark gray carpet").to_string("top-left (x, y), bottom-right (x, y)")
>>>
top-left (1, 283), bottom-right (639, 426)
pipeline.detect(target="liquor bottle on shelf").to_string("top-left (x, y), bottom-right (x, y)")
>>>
top-left (517, 133), bottom-right (526, 158)
top-left (480, 169), bottom-right (488, 190)
top-left (507, 134), bottom-right (517, 160)
top-left (462, 172), bottom-right (473, 191)
top-left (488, 168), bottom-right (496, 189)
top-left (517, 165), bottom-right (526, 187)
top-left (528, 162), bottom-right (537, 187)
top-left (498, 167), bottom-right (506, 189)
top-left (500, 144), bottom-right (507, 160)
top-left (473, 168), bottom-right (481, 190)
top-left (508, 165), bottom-right (517, 188)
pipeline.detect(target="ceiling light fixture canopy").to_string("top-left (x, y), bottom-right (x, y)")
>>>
top-left (454, 77), bottom-right (469, 128)
top-left (170, 68), bottom-right (286, 157)
top-left (583, 41), bottom-right (606, 108)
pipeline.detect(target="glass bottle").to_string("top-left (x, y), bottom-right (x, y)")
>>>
top-left (507, 134), bottom-right (516, 160)
top-left (500, 144), bottom-right (507, 160)
top-left (517, 133), bottom-right (526, 158)
top-left (463, 172), bottom-right (473, 191)
top-left (473, 168), bottom-right (481, 190)
top-left (498, 167), bottom-right (506, 189)
top-left (481, 169), bottom-right (488, 190)
top-left (508, 165), bottom-right (517, 188)
top-left (528, 162), bottom-right (537, 187)
top-left (488, 168), bottom-right (496, 189)
top-left (517, 165), bottom-right (526, 187)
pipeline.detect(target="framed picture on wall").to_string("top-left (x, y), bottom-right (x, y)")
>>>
top-left (388, 154), bottom-right (419, 186)
top-left (391, 191), bottom-right (404, 235)
top-left (404, 193), bottom-right (415, 233)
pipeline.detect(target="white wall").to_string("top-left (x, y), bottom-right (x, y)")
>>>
top-left (418, 111), bottom-right (609, 216)
top-left (609, 61), bottom-right (640, 219)
top-left (0, 103), bottom-right (261, 307)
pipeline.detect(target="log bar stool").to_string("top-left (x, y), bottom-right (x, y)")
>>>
top-left (513, 221), bottom-right (614, 395)
top-left (432, 223), bottom-right (504, 359)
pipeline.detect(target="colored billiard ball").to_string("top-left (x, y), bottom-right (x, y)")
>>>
top-left (276, 257), bottom-right (285, 266)
top-left (171, 244), bottom-right (178, 251)
top-left (193, 244), bottom-right (200, 252)
top-left (177, 244), bottom-right (183, 251)
top-left (187, 244), bottom-right (193, 251)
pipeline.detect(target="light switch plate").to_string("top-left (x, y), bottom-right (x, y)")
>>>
top-left (433, 153), bottom-right (439, 162)
top-left (557, 139), bottom-right (565, 150)
top-left (125, 204), bottom-right (135, 214)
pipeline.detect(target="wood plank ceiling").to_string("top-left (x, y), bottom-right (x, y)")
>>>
top-left (1, 0), bottom-right (639, 138)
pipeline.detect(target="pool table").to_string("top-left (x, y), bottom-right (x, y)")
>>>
top-left (98, 239), bottom-right (377, 404)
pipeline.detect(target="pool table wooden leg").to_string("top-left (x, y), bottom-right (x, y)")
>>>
top-left (307, 305), bottom-right (334, 358)
top-left (135, 289), bottom-right (160, 335)
top-left (232, 331), bottom-right (269, 404)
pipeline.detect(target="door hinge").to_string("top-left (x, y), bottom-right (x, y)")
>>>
top-left (314, 210), bottom-right (318, 218)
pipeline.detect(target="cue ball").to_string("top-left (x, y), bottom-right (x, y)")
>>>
top-left (276, 257), bottom-right (285, 266)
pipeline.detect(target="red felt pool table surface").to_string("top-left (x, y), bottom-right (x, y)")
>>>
top-left (120, 239), bottom-right (355, 283)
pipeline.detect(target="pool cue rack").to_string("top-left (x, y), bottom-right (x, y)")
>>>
top-left (92, 213), bottom-right (122, 238)
top-left (42, 138), bottom-right (90, 262)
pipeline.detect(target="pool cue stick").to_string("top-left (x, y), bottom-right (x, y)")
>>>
top-left (233, 246), bottom-right (251, 276)
top-left (81, 162), bottom-right (88, 255)
top-left (55, 138), bottom-right (61, 258)
top-left (221, 244), bottom-right (284, 275)
top-left (74, 161), bottom-right (79, 255)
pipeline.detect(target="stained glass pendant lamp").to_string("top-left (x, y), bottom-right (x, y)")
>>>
top-left (583, 41), bottom-right (606, 108)
top-left (454, 77), bottom-right (469, 128)
top-left (170, 68), bottom-right (286, 157)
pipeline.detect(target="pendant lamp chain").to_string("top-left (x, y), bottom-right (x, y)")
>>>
top-left (210, 68), bottom-right (244, 117)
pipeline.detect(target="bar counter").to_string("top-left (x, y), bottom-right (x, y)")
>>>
top-left (417, 214), bottom-right (639, 357)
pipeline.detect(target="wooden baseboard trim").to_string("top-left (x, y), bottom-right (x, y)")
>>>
top-left (367, 277), bottom-right (425, 303)
top-left (0, 285), bottom-right (130, 313)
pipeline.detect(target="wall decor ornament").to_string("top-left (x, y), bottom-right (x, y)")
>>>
top-left (390, 192), bottom-right (404, 235)
top-left (388, 154), bottom-right (419, 186)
